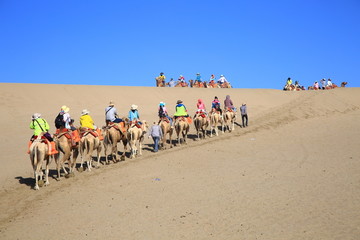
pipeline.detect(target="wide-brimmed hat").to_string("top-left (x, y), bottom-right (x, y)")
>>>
top-left (32, 113), bottom-right (41, 120)
top-left (177, 100), bottom-right (183, 104)
top-left (242, 103), bottom-right (246, 105)
top-left (61, 105), bottom-right (67, 111)
top-left (109, 100), bottom-right (115, 106)
top-left (81, 109), bottom-right (89, 115)
top-left (64, 107), bottom-right (70, 113)
top-left (131, 104), bottom-right (138, 110)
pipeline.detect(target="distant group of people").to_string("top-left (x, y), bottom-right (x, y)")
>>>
top-left (312, 78), bottom-right (334, 90)
top-left (156, 72), bottom-right (230, 88)
top-left (29, 94), bottom-right (249, 154)
top-left (284, 77), bottom-right (340, 91)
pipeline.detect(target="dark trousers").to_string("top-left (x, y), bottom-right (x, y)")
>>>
top-left (241, 114), bottom-right (248, 127)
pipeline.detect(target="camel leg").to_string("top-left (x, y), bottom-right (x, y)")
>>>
top-left (96, 146), bottom-right (101, 168)
top-left (139, 141), bottom-right (142, 156)
top-left (112, 141), bottom-right (118, 162)
top-left (44, 158), bottom-right (50, 186)
top-left (34, 170), bottom-right (40, 190)
top-left (70, 148), bottom-right (79, 173)
top-left (169, 131), bottom-right (173, 148)
top-left (121, 139), bottom-right (127, 161)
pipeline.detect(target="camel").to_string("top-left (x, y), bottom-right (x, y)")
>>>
top-left (207, 80), bottom-right (219, 88)
top-left (155, 77), bottom-right (165, 87)
top-left (79, 130), bottom-right (102, 171)
top-left (103, 121), bottom-right (129, 163)
top-left (341, 82), bottom-right (348, 87)
top-left (223, 109), bottom-right (236, 132)
top-left (220, 82), bottom-right (232, 88)
top-left (174, 117), bottom-right (190, 145)
top-left (193, 112), bottom-right (209, 140)
top-left (191, 80), bottom-right (205, 88)
top-left (53, 130), bottom-right (79, 180)
top-left (209, 111), bottom-right (223, 137)
top-left (127, 120), bottom-right (148, 159)
top-left (29, 135), bottom-right (53, 190)
top-left (175, 81), bottom-right (188, 87)
top-left (159, 117), bottom-right (173, 149)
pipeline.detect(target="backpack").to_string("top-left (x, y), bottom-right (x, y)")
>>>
top-left (55, 113), bottom-right (64, 129)
top-left (158, 106), bottom-right (165, 118)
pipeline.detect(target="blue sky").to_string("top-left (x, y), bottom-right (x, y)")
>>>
top-left (1, 0), bottom-right (359, 89)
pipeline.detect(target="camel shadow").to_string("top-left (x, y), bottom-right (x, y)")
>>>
top-left (15, 176), bottom-right (34, 187)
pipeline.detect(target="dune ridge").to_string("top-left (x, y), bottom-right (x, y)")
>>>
top-left (0, 83), bottom-right (359, 239)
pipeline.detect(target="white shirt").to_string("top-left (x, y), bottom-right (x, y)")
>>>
top-left (218, 76), bottom-right (227, 84)
top-left (63, 112), bottom-right (71, 129)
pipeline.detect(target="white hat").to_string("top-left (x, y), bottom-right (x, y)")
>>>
top-left (131, 104), bottom-right (138, 110)
top-left (220, 75), bottom-right (224, 77)
top-left (81, 109), bottom-right (89, 115)
top-left (32, 113), bottom-right (41, 120)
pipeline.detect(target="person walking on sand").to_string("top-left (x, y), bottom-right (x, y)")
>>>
top-left (148, 122), bottom-right (163, 152)
top-left (240, 103), bottom-right (248, 128)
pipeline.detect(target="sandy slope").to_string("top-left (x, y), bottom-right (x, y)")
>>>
top-left (0, 83), bottom-right (359, 240)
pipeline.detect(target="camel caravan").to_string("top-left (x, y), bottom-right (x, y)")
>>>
top-left (283, 77), bottom-right (348, 91)
top-left (26, 95), bottom-right (241, 190)
top-left (156, 72), bottom-right (232, 88)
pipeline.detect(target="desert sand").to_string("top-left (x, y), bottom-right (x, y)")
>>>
top-left (0, 83), bottom-right (359, 240)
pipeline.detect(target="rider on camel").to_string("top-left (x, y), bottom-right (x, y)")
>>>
top-left (224, 95), bottom-right (236, 112)
top-left (211, 96), bottom-right (222, 115)
top-left (194, 99), bottom-right (208, 118)
top-left (174, 100), bottom-right (189, 121)
top-left (158, 72), bottom-right (166, 86)
top-left (195, 73), bottom-right (202, 83)
top-left (28, 113), bottom-right (58, 155)
top-left (80, 109), bottom-right (103, 139)
top-left (80, 109), bottom-right (96, 130)
top-left (218, 75), bottom-right (228, 85)
top-left (128, 104), bottom-right (142, 126)
top-left (105, 100), bottom-right (123, 125)
top-left (209, 74), bottom-right (216, 86)
top-left (158, 102), bottom-right (173, 127)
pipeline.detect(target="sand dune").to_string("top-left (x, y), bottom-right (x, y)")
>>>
top-left (0, 83), bottom-right (359, 239)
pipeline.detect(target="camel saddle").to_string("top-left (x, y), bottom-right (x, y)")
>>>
top-left (159, 117), bottom-right (170, 123)
top-left (55, 128), bottom-right (72, 140)
top-left (108, 122), bottom-right (126, 133)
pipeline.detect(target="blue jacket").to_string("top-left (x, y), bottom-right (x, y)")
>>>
top-left (128, 110), bottom-right (140, 121)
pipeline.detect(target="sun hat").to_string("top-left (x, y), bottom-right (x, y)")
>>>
top-left (109, 100), bottom-right (115, 106)
top-left (61, 105), bottom-right (67, 111)
top-left (131, 104), bottom-right (138, 110)
top-left (220, 74), bottom-right (224, 77)
top-left (242, 103), bottom-right (246, 105)
top-left (81, 109), bottom-right (89, 115)
top-left (64, 107), bottom-right (70, 113)
top-left (32, 113), bottom-right (41, 120)
top-left (177, 100), bottom-right (183, 104)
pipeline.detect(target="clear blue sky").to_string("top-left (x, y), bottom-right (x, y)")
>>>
top-left (1, 0), bottom-right (359, 89)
